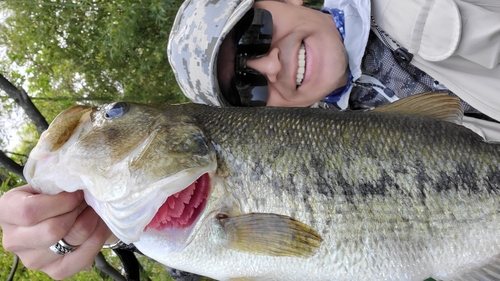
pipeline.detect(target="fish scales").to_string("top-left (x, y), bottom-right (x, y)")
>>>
top-left (180, 104), bottom-right (500, 279)
top-left (24, 99), bottom-right (500, 281)
top-left (189, 104), bottom-right (499, 204)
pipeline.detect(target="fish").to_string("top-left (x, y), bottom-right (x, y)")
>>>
top-left (23, 93), bottom-right (500, 281)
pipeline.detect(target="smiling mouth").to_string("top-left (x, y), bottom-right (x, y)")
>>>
top-left (145, 173), bottom-right (210, 231)
top-left (296, 42), bottom-right (306, 86)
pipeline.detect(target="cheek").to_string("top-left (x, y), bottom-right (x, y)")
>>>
top-left (266, 87), bottom-right (293, 107)
top-left (266, 88), bottom-right (319, 107)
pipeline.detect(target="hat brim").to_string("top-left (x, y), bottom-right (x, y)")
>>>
top-left (168, 0), bottom-right (255, 106)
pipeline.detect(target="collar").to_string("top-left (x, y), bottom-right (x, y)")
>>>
top-left (320, 8), bottom-right (352, 104)
top-left (320, 0), bottom-right (371, 109)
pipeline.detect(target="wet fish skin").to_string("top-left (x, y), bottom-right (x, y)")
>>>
top-left (25, 98), bottom-right (500, 281)
top-left (162, 103), bottom-right (500, 280)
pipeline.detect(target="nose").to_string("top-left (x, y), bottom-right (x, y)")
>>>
top-left (246, 47), bottom-right (281, 83)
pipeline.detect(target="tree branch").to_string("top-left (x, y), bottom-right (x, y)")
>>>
top-left (0, 150), bottom-right (25, 181)
top-left (0, 74), bottom-right (48, 134)
top-left (2, 151), bottom-right (28, 159)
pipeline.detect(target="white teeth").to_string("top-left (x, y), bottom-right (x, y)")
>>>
top-left (297, 43), bottom-right (306, 85)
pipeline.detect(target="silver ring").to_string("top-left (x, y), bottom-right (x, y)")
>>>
top-left (102, 239), bottom-right (127, 250)
top-left (49, 239), bottom-right (78, 255)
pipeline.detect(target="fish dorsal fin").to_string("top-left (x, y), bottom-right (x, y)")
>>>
top-left (373, 92), bottom-right (464, 125)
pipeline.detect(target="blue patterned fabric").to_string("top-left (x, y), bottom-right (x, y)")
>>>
top-left (327, 8), bottom-right (345, 39)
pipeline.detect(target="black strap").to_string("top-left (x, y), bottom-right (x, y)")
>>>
top-left (113, 246), bottom-right (142, 281)
top-left (7, 254), bottom-right (19, 281)
top-left (111, 244), bottom-right (201, 281)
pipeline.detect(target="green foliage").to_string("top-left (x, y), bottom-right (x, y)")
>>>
top-left (0, 0), bottom-right (192, 279)
top-left (0, 170), bottom-right (22, 190)
top-left (1, 0), bottom-right (188, 111)
top-left (0, 241), bottom-right (202, 281)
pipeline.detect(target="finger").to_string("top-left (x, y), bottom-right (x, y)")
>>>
top-left (15, 217), bottom-right (110, 277)
top-left (0, 188), bottom-right (84, 226)
top-left (62, 205), bottom-right (104, 248)
top-left (42, 218), bottom-right (112, 280)
top-left (5, 183), bottom-right (37, 193)
top-left (2, 201), bottom-right (88, 251)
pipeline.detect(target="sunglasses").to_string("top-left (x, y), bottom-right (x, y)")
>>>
top-left (220, 8), bottom-right (273, 107)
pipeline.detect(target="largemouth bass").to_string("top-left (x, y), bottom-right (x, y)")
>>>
top-left (24, 94), bottom-right (500, 281)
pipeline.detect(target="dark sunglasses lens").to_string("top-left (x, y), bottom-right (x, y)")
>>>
top-left (236, 8), bottom-right (273, 57)
top-left (222, 9), bottom-right (273, 106)
top-left (235, 74), bottom-right (268, 107)
top-left (230, 8), bottom-right (273, 106)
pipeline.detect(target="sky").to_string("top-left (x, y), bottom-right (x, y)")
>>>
top-left (0, 8), bottom-right (30, 152)
top-left (0, 101), bottom-right (26, 151)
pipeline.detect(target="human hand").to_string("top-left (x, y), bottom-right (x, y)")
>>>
top-left (0, 185), bottom-right (112, 279)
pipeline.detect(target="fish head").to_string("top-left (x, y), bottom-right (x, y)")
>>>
top-left (24, 102), bottom-right (217, 245)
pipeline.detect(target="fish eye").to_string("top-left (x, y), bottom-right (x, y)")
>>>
top-left (105, 102), bottom-right (129, 119)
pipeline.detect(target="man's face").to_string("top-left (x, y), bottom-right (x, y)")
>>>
top-left (217, 0), bottom-right (349, 107)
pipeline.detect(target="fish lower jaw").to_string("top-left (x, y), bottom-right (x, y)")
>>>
top-left (84, 168), bottom-right (215, 244)
top-left (128, 173), bottom-right (212, 253)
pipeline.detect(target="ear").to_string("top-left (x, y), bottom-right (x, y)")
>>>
top-left (283, 0), bottom-right (303, 6)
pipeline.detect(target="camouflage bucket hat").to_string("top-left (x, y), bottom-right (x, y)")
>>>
top-left (168, 0), bottom-right (254, 106)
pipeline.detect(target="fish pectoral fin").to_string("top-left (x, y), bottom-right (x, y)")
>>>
top-left (373, 92), bottom-right (463, 125)
top-left (218, 213), bottom-right (323, 258)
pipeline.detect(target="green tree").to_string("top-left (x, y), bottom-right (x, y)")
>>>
top-left (0, 1), bottom-right (190, 280)
top-left (0, 0), bottom-right (189, 185)
top-left (0, 0), bottom-right (187, 107)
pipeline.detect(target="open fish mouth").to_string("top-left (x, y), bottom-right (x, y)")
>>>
top-left (146, 173), bottom-right (211, 231)
top-left (81, 166), bottom-right (216, 244)
top-left (24, 102), bottom-right (219, 245)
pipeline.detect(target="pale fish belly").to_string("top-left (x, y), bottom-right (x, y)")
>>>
top-left (150, 110), bottom-right (500, 280)
top-left (135, 148), bottom-right (500, 281)
top-left (136, 186), bottom-right (500, 280)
